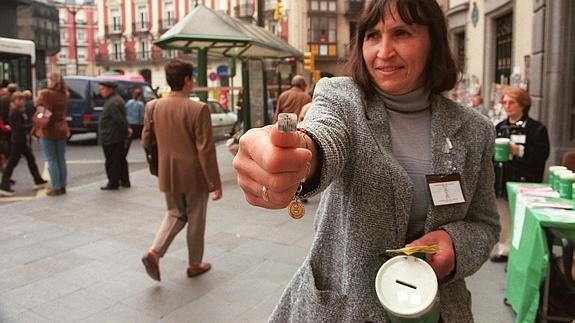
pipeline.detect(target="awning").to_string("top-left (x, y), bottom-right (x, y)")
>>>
top-left (154, 5), bottom-right (302, 59)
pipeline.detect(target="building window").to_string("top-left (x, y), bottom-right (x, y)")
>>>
top-left (163, 49), bottom-right (178, 59)
top-left (455, 32), bottom-right (465, 73)
top-left (164, 2), bottom-right (175, 27)
top-left (308, 14), bottom-right (337, 57)
top-left (310, 0), bottom-right (336, 12)
top-left (495, 13), bottom-right (512, 84)
top-left (234, 1), bottom-right (253, 18)
top-left (137, 5), bottom-right (148, 30)
top-left (58, 52), bottom-right (67, 60)
top-left (77, 31), bottom-right (86, 42)
top-left (111, 8), bottom-right (121, 32)
top-left (59, 10), bottom-right (67, 24)
top-left (164, 2), bottom-right (174, 14)
top-left (138, 41), bottom-right (149, 60)
top-left (77, 48), bottom-right (86, 60)
top-left (76, 11), bottom-right (86, 24)
top-left (60, 67), bottom-right (67, 76)
top-left (78, 67), bottom-right (86, 76)
top-left (112, 42), bottom-right (122, 61)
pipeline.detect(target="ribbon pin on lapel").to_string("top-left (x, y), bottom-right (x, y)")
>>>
top-left (443, 137), bottom-right (453, 154)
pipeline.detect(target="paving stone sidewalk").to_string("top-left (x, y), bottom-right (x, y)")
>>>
top-left (0, 144), bottom-right (514, 322)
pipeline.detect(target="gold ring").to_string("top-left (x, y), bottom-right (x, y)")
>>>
top-left (262, 185), bottom-right (270, 202)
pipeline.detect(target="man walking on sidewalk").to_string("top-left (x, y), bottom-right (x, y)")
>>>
top-left (141, 59), bottom-right (222, 281)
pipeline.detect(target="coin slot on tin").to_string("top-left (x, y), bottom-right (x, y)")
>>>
top-left (395, 280), bottom-right (417, 289)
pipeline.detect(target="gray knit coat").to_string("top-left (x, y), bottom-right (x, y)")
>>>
top-left (269, 77), bottom-right (500, 323)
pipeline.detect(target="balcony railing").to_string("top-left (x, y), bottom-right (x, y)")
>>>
top-left (162, 49), bottom-right (179, 59)
top-left (96, 48), bottom-right (187, 65)
top-left (105, 24), bottom-right (123, 35)
top-left (134, 50), bottom-right (152, 60)
top-left (132, 21), bottom-right (150, 33)
top-left (96, 53), bottom-right (124, 64)
top-left (233, 3), bottom-right (254, 19)
top-left (159, 18), bottom-right (177, 32)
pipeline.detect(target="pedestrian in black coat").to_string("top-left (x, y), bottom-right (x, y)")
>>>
top-left (97, 81), bottom-right (131, 190)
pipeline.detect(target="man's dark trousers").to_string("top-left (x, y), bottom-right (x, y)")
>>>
top-left (103, 141), bottom-right (129, 188)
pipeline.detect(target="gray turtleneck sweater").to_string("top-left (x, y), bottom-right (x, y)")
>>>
top-left (379, 87), bottom-right (432, 243)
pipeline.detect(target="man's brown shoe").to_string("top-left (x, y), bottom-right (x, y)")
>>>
top-left (142, 251), bottom-right (161, 281)
top-left (187, 263), bottom-right (211, 277)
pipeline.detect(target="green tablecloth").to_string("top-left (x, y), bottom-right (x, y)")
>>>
top-left (505, 182), bottom-right (575, 323)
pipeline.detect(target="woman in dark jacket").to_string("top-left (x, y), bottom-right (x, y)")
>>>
top-left (491, 86), bottom-right (550, 262)
top-left (35, 72), bottom-right (70, 196)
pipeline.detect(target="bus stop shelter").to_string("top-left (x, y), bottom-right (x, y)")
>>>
top-left (154, 5), bottom-right (302, 129)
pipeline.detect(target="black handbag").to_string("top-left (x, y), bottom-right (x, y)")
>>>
top-left (145, 100), bottom-right (158, 176)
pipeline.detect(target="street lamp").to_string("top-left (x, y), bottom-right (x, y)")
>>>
top-left (66, 0), bottom-right (93, 75)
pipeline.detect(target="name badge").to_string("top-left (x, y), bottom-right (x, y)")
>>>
top-left (510, 134), bottom-right (526, 144)
top-left (425, 173), bottom-right (465, 206)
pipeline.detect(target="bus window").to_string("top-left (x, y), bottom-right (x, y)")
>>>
top-left (0, 37), bottom-right (35, 94)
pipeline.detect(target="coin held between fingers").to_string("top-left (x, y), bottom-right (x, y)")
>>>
top-left (278, 113), bottom-right (298, 133)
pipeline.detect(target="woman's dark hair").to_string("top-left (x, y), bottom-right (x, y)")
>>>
top-left (346, 0), bottom-right (458, 99)
top-left (164, 59), bottom-right (194, 91)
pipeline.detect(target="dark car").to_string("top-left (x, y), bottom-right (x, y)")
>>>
top-left (64, 76), bottom-right (158, 134)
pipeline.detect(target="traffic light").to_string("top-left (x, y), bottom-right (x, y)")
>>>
top-left (303, 51), bottom-right (314, 72)
top-left (273, 1), bottom-right (283, 21)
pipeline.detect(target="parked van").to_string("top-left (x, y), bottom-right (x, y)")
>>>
top-left (64, 76), bottom-right (158, 134)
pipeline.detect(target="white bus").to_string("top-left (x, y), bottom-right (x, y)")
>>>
top-left (0, 37), bottom-right (36, 93)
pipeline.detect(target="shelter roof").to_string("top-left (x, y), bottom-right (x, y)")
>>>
top-left (154, 5), bottom-right (302, 59)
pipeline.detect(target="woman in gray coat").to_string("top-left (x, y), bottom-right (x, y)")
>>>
top-left (233, 0), bottom-right (500, 321)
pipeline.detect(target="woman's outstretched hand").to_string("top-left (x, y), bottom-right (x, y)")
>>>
top-left (233, 122), bottom-right (312, 209)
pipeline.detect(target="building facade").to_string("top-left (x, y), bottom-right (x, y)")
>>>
top-left (93, 0), bottom-right (364, 95)
top-left (530, 0), bottom-right (575, 164)
top-left (445, 0), bottom-right (574, 165)
top-left (283, 0), bottom-right (363, 78)
top-left (96, 0), bottom-right (205, 93)
top-left (48, 0), bottom-right (99, 76)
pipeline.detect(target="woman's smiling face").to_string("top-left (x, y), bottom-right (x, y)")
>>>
top-left (362, 7), bottom-right (431, 95)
